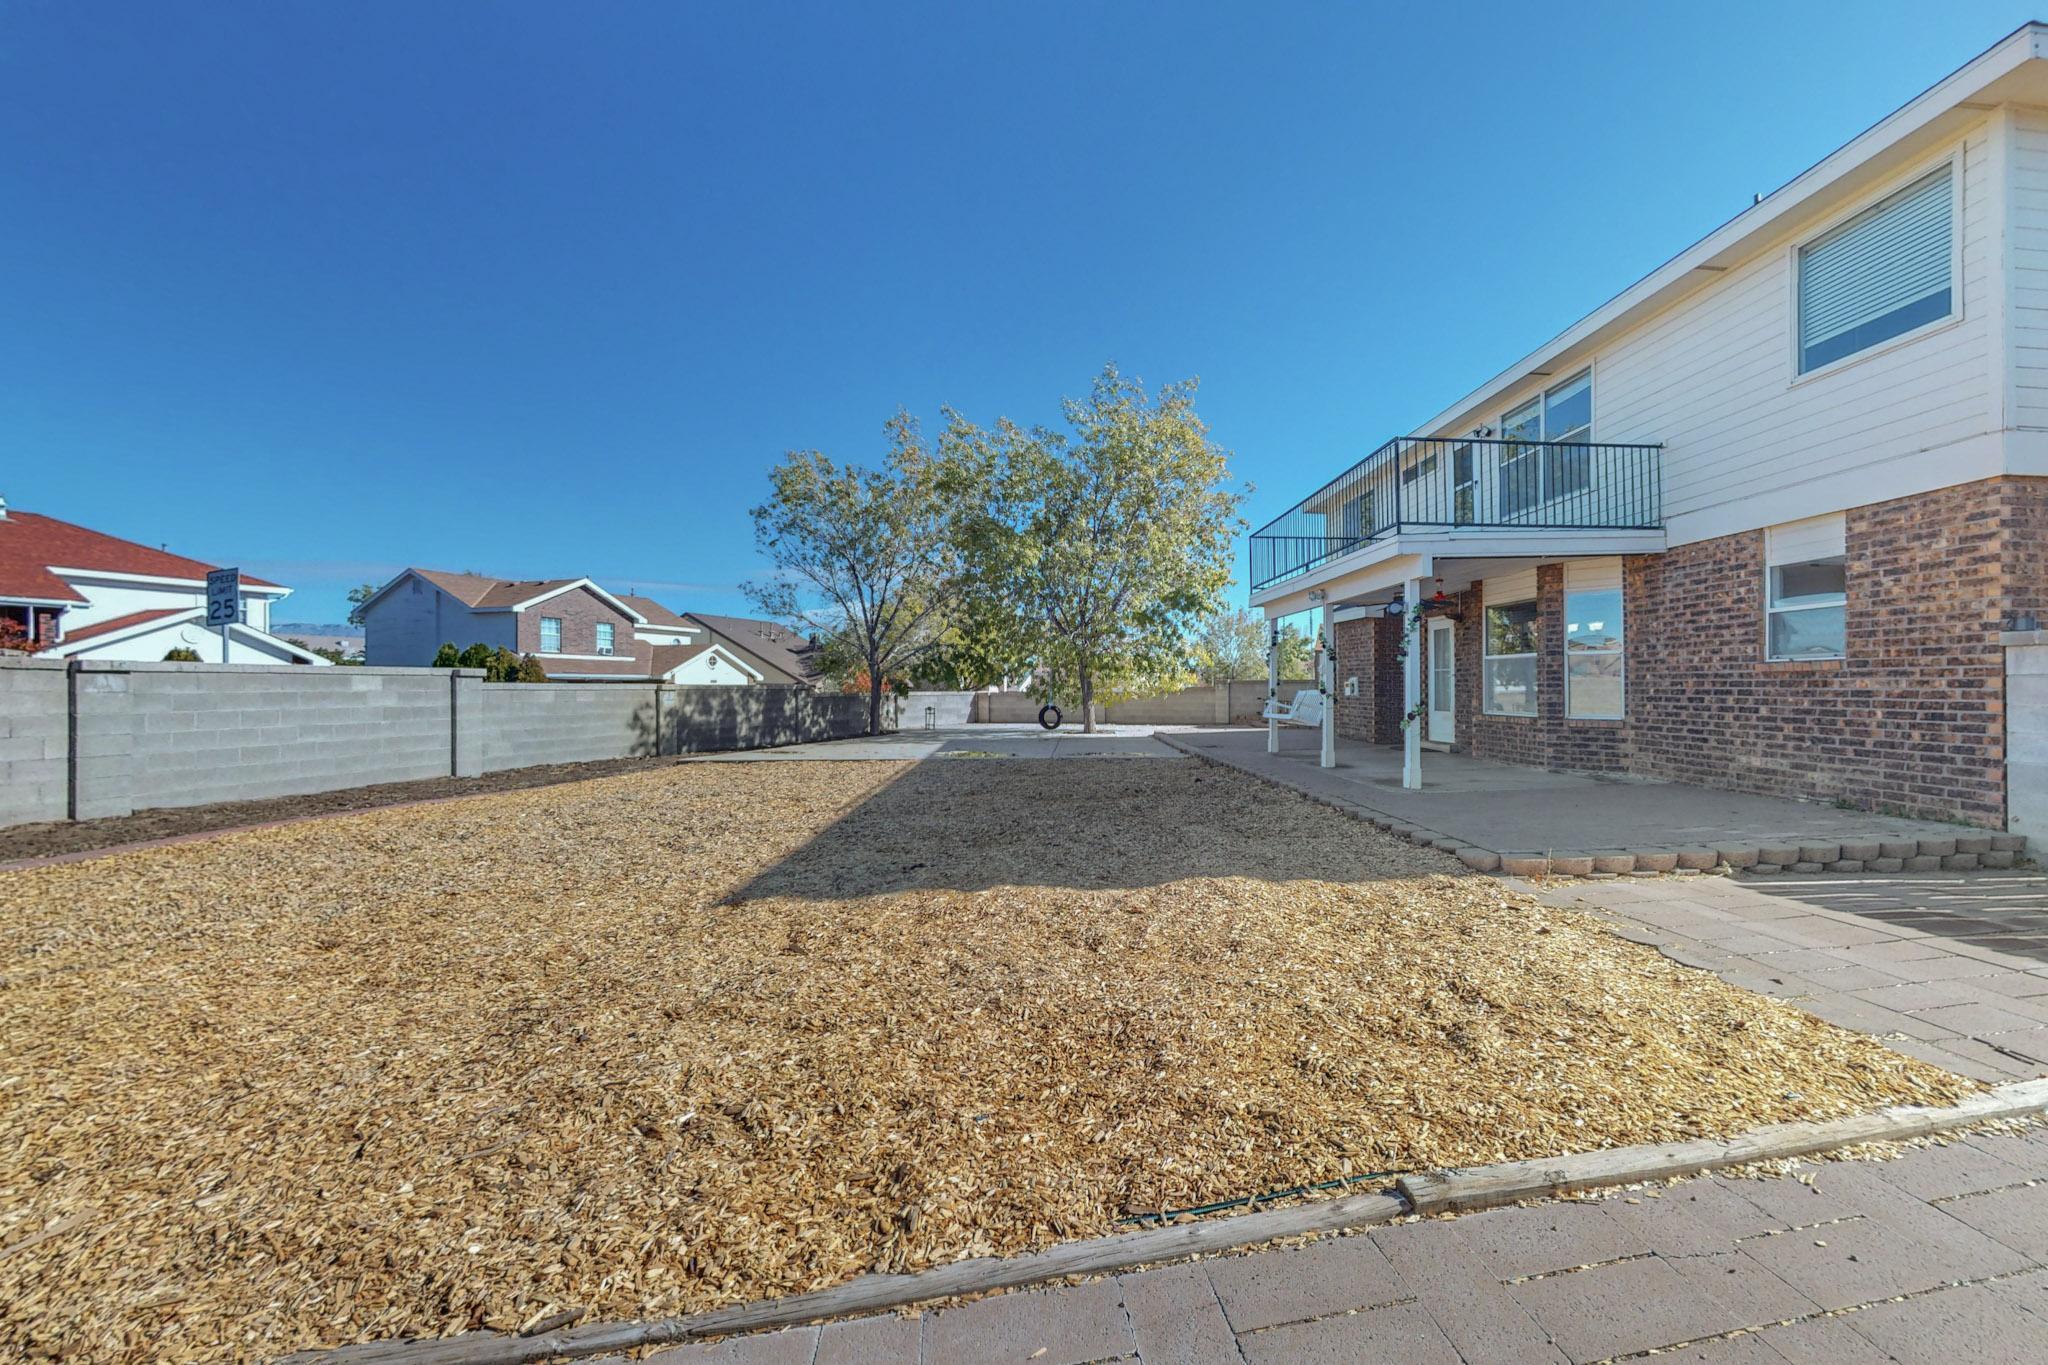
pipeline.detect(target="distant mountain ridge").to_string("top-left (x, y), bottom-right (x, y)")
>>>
top-left (274, 622), bottom-right (363, 639)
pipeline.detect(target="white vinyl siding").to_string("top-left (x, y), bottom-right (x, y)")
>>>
top-left (2010, 109), bottom-right (2048, 428)
top-left (1563, 558), bottom-right (1624, 718)
top-left (1797, 164), bottom-right (1955, 374)
top-left (1765, 514), bottom-right (1847, 660)
top-left (1487, 126), bottom-right (1994, 549)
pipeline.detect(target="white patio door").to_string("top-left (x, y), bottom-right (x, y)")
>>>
top-left (1427, 617), bottom-right (1456, 743)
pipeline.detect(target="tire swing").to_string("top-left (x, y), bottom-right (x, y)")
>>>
top-left (1037, 702), bottom-right (1063, 730)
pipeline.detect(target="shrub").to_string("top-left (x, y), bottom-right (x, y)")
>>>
top-left (162, 647), bottom-right (202, 662)
top-left (431, 642), bottom-right (461, 668)
top-left (458, 643), bottom-right (494, 670)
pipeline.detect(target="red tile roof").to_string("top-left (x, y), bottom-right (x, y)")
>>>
top-left (0, 510), bottom-right (279, 603)
top-left (58, 608), bottom-right (189, 644)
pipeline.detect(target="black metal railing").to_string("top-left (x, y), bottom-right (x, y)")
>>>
top-left (1248, 436), bottom-right (1662, 592)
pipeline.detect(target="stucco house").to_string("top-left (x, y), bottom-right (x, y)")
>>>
top-left (0, 496), bottom-right (326, 664)
top-left (359, 568), bottom-right (763, 683)
top-left (681, 613), bottom-right (823, 688)
top-left (1252, 24), bottom-right (2048, 831)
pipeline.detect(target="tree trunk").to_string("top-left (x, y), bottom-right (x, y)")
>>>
top-left (1079, 665), bottom-right (1095, 734)
top-left (868, 671), bottom-right (885, 737)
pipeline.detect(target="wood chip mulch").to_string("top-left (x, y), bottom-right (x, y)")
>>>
top-left (0, 757), bottom-right (1973, 1361)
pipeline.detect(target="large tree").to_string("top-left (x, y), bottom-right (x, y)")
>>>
top-left (345, 582), bottom-right (379, 628)
top-left (948, 365), bottom-right (1244, 732)
top-left (1188, 606), bottom-right (1266, 683)
top-left (744, 415), bottom-right (965, 735)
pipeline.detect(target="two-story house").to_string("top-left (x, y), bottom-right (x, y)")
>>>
top-left (358, 568), bottom-right (764, 683)
top-left (0, 496), bottom-right (325, 664)
top-left (1252, 24), bottom-right (2048, 831)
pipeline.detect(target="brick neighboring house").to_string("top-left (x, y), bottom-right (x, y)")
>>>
top-left (358, 569), bottom-right (763, 683)
top-left (1253, 26), bottom-right (2048, 831)
top-left (0, 494), bottom-right (325, 664)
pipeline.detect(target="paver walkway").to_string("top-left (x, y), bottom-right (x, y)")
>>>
top-left (630, 874), bottom-right (2048, 1364)
top-left (1535, 872), bottom-right (2048, 1083)
top-left (637, 1125), bottom-right (2048, 1363)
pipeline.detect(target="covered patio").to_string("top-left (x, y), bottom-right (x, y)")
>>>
top-left (1161, 726), bottom-right (2016, 871)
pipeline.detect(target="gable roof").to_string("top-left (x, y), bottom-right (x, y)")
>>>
top-left (0, 509), bottom-right (281, 603)
top-left (682, 613), bottom-right (820, 685)
top-left (648, 639), bottom-right (763, 681)
top-left (380, 568), bottom-right (647, 620)
top-left (615, 593), bottom-right (692, 630)
top-left (58, 607), bottom-right (187, 643)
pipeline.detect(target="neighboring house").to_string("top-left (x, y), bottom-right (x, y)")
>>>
top-left (0, 495), bottom-right (326, 665)
top-left (682, 613), bottom-right (823, 688)
top-left (358, 569), bottom-right (762, 683)
top-left (1250, 25), bottom-right (2048, 831)
top-left (275, 624), bottom-right (365, 660)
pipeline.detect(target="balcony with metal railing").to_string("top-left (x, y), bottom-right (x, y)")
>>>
top-left (1248, 436), bottom-right (1663, 593)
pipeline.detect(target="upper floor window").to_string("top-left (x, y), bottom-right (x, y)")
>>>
top-left (1765, 514), bottom-right (1846, 660)
top-left (1797, 163), bottom-right (1954, 374)
top-left (539, 616), bottom-right (563, 653)
top-left (595, 622), bottom-right (615, 655)
top-left (1500, 369), bottom-right (1592, 517)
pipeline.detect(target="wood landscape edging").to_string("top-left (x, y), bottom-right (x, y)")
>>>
top-left (292, 1077), bottom-right (2048, 1365)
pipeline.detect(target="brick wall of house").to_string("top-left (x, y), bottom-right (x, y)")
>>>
top-left (516, 587), bottom-right (647, 667)
top-left (1627, 479), bottom-right (2023, 825)
top-left (1448, 566), bottom-right (1629, 775)
top-left (1332, 615), bottom-right (1402, 743)
top-left (1406, 476), bottom-right (2042, 827)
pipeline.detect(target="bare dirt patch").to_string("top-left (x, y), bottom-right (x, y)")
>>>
top-left (0, 759), bottom-right (1972, 1361)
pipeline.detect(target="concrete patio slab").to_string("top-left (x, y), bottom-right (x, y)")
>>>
top-left (1160, 726), bottom-right (2008, 870)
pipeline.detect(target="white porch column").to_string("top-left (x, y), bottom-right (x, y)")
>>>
top-left (1402, 576), bottom-right (1423, 789)
top-left (1266, 617), bottom-right (1280, 754)
top-left (1319, 602), bottom-right (1337, 768)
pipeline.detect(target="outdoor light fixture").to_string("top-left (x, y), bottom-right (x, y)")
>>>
top-left (1382, 592), bottom-right (1404, 618)
top-left (1306, 589), bottom-right (1327, 604)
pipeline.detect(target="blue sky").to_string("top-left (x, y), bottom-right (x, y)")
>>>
top-left (2, 2), bottom-right (2036, 625)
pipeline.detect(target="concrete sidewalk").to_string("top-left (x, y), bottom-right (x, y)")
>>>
top-left (1164, 726), bottom-right (2017, 872)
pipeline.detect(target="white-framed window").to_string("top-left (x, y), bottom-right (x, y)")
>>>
top-left (1483, 569), bottom-right (1539, 716)
top-left (1797, 161), bottom-right (1955, 375)
top-left (1340, 489), bottom-right (1374, 541)
top-left (539, 616), bottom-right (563, 653)
top-left (595, 622), bottom-right (615, 655)
top-left (1765, 514), bottom-right (1847, 660)
top-left (1564, 558), bottom-right (1624, 719)
top-left (1500, 369), bottom-right (1593, 517)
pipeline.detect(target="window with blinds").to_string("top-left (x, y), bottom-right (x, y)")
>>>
top-left (1797, 163), bottom-right (1954, 374)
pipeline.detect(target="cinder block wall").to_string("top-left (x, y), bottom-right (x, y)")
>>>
top-left (0, 661), bottom-right (871, 831)
top-left (473, 681), bottom-right (659, 771)
top-left (0, 659), bottom-right (70, 826)
top-left (124, 665), bottom-right (454, 810)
